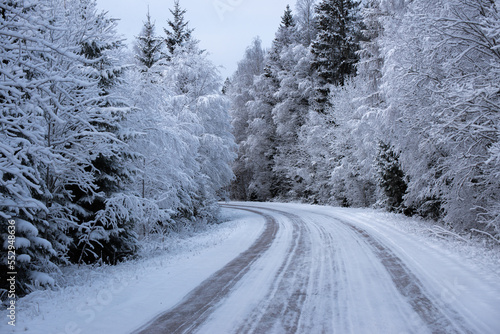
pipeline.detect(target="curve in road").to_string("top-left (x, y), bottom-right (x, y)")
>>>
top-left (134, 203), bottom-right (499, 334)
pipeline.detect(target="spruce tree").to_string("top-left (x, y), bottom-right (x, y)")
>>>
top-left (376, 142), bottom-right (408, 213)
top-left (0, 0), bottom-right (62, 295)
top-left (281, 5), bottom-right (295, 36)
top-left (135, 9), bottom-right (163, 69)
top-left (269, 6), bottom-right (308, 198)
top-left (164, 0), bottom-right (194, 59)
top-left (310, 0), bottom-right (361, 112)
top-left (65, 0), bottom-right (137, 265)
top-left (250, 6), bottom-right (299, 199)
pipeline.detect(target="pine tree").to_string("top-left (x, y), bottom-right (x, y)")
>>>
top-left (375, 142), bottom-right (408, 213)
top-left (164, 0), bottom-right (194, 59)
top-left (310, 0), bottom-right (361, 112)
top-left (135, 9), bottom-right (163, 69)
top-left (55, 0), bottom-right (137, 265)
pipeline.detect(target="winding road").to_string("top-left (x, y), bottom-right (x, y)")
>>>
top-left (133, 202), bottom-right (500, 334)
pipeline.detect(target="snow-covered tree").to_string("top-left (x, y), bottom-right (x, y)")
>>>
top-left (228, 38), bottom-right (267, 200)
top-left (311, 0), bottom-right (361, 112)
top-left (375, 0), bottom-right (500, 234)
top-left (122, 57), bottom-right (194, 236)
top-left (270, 7), bottom-right (315, 199)
top-left (129, 8), bottom-right (236, 225)
top-left (295, 0), bottom-right (318, 46)
top-left (63, 0), bottom-right (138, 265)
top-left (162, 38), bottom-right (236, 220)
top-left (0, 0), bottom-right (61, 295)
top-left (135, 9), bottom-right (163, 69)
top-left (244, 72), bottom-right (279, 200)
top-left (0, 0), bottom-right (135, 291)
top-left (163, 0), bottom-right (193, 60)
top-left (328, 0), bottom-right (386, 209)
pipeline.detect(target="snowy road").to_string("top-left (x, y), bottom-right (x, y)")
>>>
top-left (133, 202), bottom-right (500, 334)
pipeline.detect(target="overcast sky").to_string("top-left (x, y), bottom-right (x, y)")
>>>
top-left (96, 0), bottom-right (296, 79)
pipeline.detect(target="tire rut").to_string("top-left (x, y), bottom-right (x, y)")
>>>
top-left (234, 207), bottom-right (313, 334)
top-left (315, 210), bottom-right (474, 334)
top-left (346, 223), bottom-right (472, 334)
top-left (133, 206), bottom-right (278, 334)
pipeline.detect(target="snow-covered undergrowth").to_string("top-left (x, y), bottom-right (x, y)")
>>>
top-left (1, 209), bottom-right (263, 334)
top-left (367, 209), bottom-right (500, 277)
top-left (311, 203), bottom-right (500, 278)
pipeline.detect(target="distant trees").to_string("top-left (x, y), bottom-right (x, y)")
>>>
top-left (227, 38), bottom-right (268, 200)
top-left (0, 0), bottom-right (235, 296)
top-left (228, 0), bottom-right (500, 239)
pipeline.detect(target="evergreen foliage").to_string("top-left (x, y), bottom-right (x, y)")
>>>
top-left (164, 0), bottom-right (194, 59)
top-left (375, 142), bottom-right (408, 213)
top-left (135, 10), bottom-right (163, 69)
top-left (310, 0), bottom-right (361, 112)
top-left (0, 0), bottom-right (235, 298)
top-left (229, 0), bottom-right (500, 240)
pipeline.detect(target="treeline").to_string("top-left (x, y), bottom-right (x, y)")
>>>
top-left (0, 0), bottom-right (235, 295)
top-left (228, 0), bottom-right (500, 240)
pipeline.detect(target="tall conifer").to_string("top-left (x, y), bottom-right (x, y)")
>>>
top-left (310, 0), bottom-right (360, 112)
top-left (135, 9), bottom-right (163, 69)
top-left (164, 0), bottom-right (194, 59)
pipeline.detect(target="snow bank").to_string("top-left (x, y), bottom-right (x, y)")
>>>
top-left (0, 208), bottom-right (265, 334)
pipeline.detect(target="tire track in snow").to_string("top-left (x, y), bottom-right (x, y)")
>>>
top-left (296, 216), bottom-right (339, 333)
top-left (239, 204), bottom-right (473, 333)
top-left (308, 209), bottom-right (474, 334)
top-left (133, 206), bottom-right (278, 334)
top-left (346, 223), bottom-right (473, 334)
top-left (234, 207), bottom-right (312, 334)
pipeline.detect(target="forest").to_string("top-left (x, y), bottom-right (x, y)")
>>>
top-left (1, 0), bottom-right (500, 298)
top-left (0, 0), bottom-right (235, 295)
top-left (228, 0), bottom-right (500, 240)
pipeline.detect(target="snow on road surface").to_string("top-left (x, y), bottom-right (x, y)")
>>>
top-left (136, 203), bottom-right (500, 334)
top-left (3, 203), bottom-right (500, 333)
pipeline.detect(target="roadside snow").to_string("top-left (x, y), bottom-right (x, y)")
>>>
top-left (248, 202), bottom-right (500, 278)
top-left (3, 203), bottom-right (499, 334)
top-left (0, 208), bottom-right (265, 334)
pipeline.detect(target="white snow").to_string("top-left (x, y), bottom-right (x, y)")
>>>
top-left (0, 209), bottom-right (264, 334)
top-left (2, 203), bottom-right (500, 333)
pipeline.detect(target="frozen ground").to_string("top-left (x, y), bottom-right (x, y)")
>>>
top-left (2, 202), bottom-right (500, 333)
top-left (1, 209), bottom-right (265, 334)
